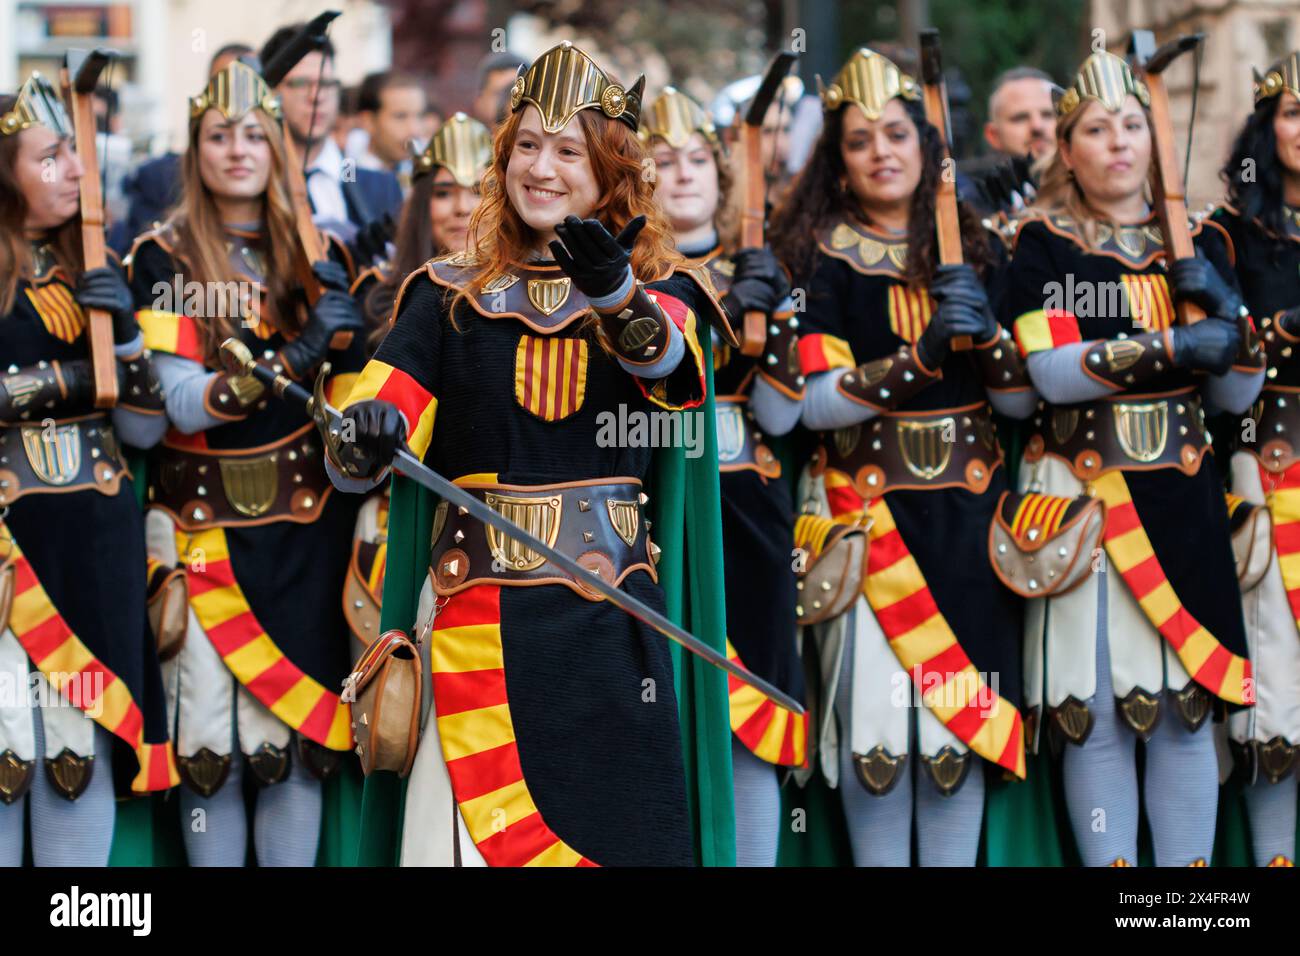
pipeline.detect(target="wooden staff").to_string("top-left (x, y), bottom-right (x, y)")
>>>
top-left (1129, 30), bottom-right (1205, 326)
top-left (918, 28), bottom-right (972, 351)
top-left (737, 51), bottom-right (798, 357)
top-left (61, 48), bottom-right (118, 407)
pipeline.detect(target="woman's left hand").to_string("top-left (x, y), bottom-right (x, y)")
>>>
top-left (549, 214), bottom-right (646, 300)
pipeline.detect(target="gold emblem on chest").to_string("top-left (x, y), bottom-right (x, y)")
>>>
top-left (527, 277), bottom-right (573, 316)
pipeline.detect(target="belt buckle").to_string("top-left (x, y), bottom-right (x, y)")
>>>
top-left (483, 491), bottom-right (562, 571)
top-left (1112, 400), bottom-right (1168, 463)
top-left (896, 416), bottom-right (953, 480)
top-left (219, 453), bottom-right (279, 518)
top-left (20, 422), bottom-right (81, 486)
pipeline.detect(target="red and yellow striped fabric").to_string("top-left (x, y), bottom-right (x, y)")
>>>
top-left (863, 497), bottom-right (1026, 777)
top-left (1261, 461), bottom-right (1300, 637)
top-left (4, 533), bottom-right (179, 793)
top-left (725, 638), bottom-right (807, 767)
top-left (799, 334), bottom-right (856, 375)
top-left (431, 584), bottom-right (597, 866)
top-left (1011, 493), bottom-right (1072, 542)
top-left (1092, 470), bottom-right (1253, 704)
top-left (1013, 309), bottom-right (1082, 358)
top-left (138, 309), bottom-right (206, 363)
top-left (344, 359), bottom-right (439, 460)
top-left (632, 292), bottom-right (707, 412)
top-left (887, 285), bottom-right (935, 344)
top-left (1121, 273), bottom-right (1174, 332)
top-left (514, 335), bottom-right (588, 421)
top-left (26, 282), bottom-right (87, 344)
top-left (179, 526), bottom-right (352, 749)
top-left (823, 469), bottom-right (868, 522)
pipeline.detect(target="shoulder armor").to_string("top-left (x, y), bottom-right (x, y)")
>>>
top-left (424, 256), bottom-right (594, 334)
top-left (671, 261), bottom-right (739, 348)
top-left (815, 216), bottom-right (909, 278)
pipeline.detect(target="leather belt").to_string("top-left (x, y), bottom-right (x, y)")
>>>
top-left (149, 422), bottom-right (332, 530)
top-left (715, 395), bottom-right (780, 478)
top-left (430, 477), bottom-right (659, 602)
top-left (1243, 386), bottom-right (1300, 473)
top-left (811, 402), bottom-right (1002, 497)
top-left (0, 414), bottom-right (128, 506)
top-left (1024, 387), bottom-right (1209, 480)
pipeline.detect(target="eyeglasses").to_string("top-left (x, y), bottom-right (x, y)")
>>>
top-left (282, 77), bottom-right (342, 97)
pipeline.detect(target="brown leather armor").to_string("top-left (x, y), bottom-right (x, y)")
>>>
top-left (1243, 386), bottom-right (1300, 472)
top-left (149, 422), bottom-right (332, 529)
top-left (836, 344), bottom-right (940, 412)
top-left (973, 326), bottom-right (1031, 391)
top-left (117, 353), bottom-right (166, 415)
top-left (0, 360), bottom-right (94, 425)
top-left (758, 308), bottom-right (806, 399)
top-left (811, 401), bottom-right (1002, 497)
top-left (0, 414), bottom-right (129, 506)
top-left (430, 477), bottom-right (659, 602)
top-left (1079, 331), bottom-right (1174, 390)
top-left (1024, 388), bottom-right (1210, 480)
top-left (1260, 311), bottom-right (1300, 377)
top-left (715, 397), bottom-right (780, 478)
top-left (594, 282), bottom-right (672, 365)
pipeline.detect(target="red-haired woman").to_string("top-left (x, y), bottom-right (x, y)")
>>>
top-left (329, 42), bottom-right (728, 866)
top-left (128, 59), bottom-right (366, 866)
top-left (0, 74), bottom-right (177, 866)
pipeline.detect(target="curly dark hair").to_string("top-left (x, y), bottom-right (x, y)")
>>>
top-left (768, 97), bottom-right (991, 287)
top-left (1221, 93), bottom-right (1290, 241)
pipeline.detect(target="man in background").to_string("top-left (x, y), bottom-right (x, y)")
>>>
top-left (353, 70), bottom-right (428, 191)
top-left (983, 66), bottom-right (1056, 161)
top-left (471, 51), bottom-right (527, 126)
top-left (260, 23), bottom-right (403, 245)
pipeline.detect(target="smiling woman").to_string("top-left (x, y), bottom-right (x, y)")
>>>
top-left (330, 41), bottom-right (735, 868)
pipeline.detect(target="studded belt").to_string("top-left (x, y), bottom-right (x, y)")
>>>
top-left (810, 401), bottom-right (1002, 497)
top-left (430, 477), bottom-right (659, 602)
top-left (148, 422), bottom-right (332, 530)
top-left (715, 396), bottom-right (780, 478)
top-left (1024, 387), bottom-right (1209, 480)
top-left (0, 414), bottom-right (128, 506)
top-left (1242, 386), bottom-right (1300, 473)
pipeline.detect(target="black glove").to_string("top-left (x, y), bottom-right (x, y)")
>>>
top-left (334, 399), bottom-right (407, 480)
top-left (75, 266), bottom-right (138, 344)
top-left (312, 258), bottom-right (352, 294)
top-left (1168, 254), bottom-right (1242, 320)
top-left (917, 264), bottom-right (997, 368)
top-left (722, 247), bottom-right (790, 321)
top-left (549, 215), bottom-right (645, 301)
top-left (281, 289), bottom-right (365, 376)
top-left (1170, 318), bottom-right (1241, 375)
top-left (353, 215), bottom-right (395, 268)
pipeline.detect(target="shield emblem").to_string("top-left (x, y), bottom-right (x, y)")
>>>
top-left (481, 273), bottom-right (520, 294)
top-left (715, 403), bottom-right (747, 464)
top-left (834, 424), bottom-right (861, 458)
top-left (830, 223), bottom-right (858, 250)
top-left (605, 498), bottom-right (640, 547)
top-left (1113, 400), bottom-right (1168, 463)
top-left (526, 277), bottom-right (572, 316)
top-left (218, 455), bottom-right (279, 517)
top-left (897, 417), bottom-right (954, 480)
top-left (484, 492), bottom-right (562, 571)
top-left (1051, 408), bottom-right (1080, 444)
top-left (1114, 227), bottom-right (1146, 260)
top-left (21, 423), bottom-right (80, 486)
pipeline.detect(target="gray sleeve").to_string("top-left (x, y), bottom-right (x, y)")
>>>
top-left (800, 370), bottom-right (880, 431)
top-left (1025, 345), bottom-right (1116, 404)
top-left (153, 352), bottom-right (230, 435)
top-left (1202, 367), bottom-right (1265, 416)
top-left (986, 387), bottom-right (1040, 420)
top-left (748, 376), bottom-right (802, 436)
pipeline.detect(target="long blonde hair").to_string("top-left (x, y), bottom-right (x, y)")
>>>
top-left (166, 108), bottom-right (302, 365)
top-left (1031, 101), bottom-right (1156, 249)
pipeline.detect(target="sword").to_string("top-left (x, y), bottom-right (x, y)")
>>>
top-left (220, 339), bottom-right (805, 716)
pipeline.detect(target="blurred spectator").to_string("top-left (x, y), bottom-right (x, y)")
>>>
top-left (92, 86), bottom-right (132, 231)
top-left (260, 23), bottom-right (402, 244)
top-left (336, 83), bottom-right (368, 157)
top-left (984, 66), bottom-right (1056, 161)
top-left (113, 42), bottom-right (256, 254)
top-left (418, 97), bottom-right (444, 151)
top-left (472, 51), bottom-right (527, 126)
top-left (355, 71), bottom-right (427, 188)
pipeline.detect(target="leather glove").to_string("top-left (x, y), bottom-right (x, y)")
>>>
top-left (281, 289), bottom-right (364, 376)
top-left (354, 215), bottom-right (395, 269)
top-left (722, 247), bottom-right (790, 322)
top-left (311, 258), bottom-right (353, 294)
top-left (334, 399), bottom-right (407, 480)
top-left (75, 266), bottom-right (138, 345)
top-left (1168, 254), bottom-right (1242, 321)
top-left (1170, 318), bottom-right (1241, 375)
top-left (917, 265), bottom-right (997, 369)
top-left (549, 215), bottom-right (646, 301)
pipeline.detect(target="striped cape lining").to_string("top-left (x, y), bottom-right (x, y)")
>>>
top-left (725, 639), bottom-right (807, 767)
